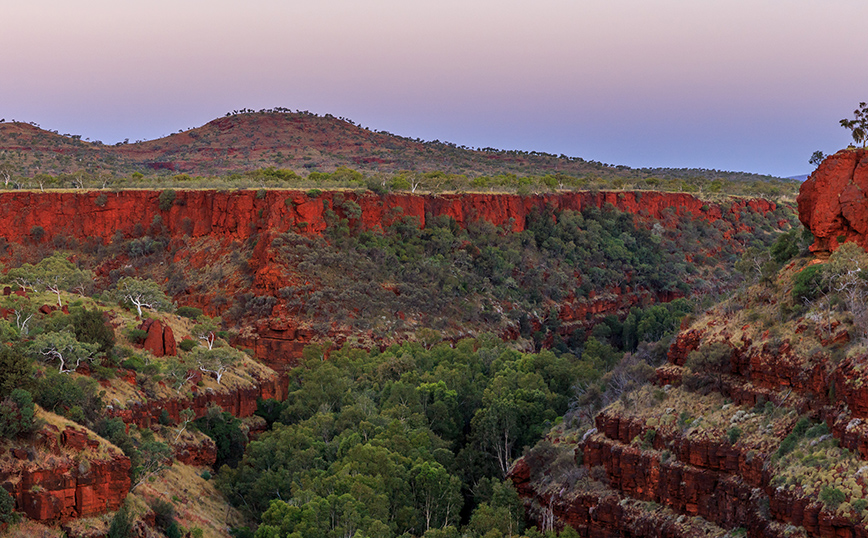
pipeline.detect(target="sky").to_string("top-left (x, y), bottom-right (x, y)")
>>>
top-left (2, 0), bottom-right (867, 178)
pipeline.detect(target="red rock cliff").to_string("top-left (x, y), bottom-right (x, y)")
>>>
top-left (798, 148), bottom-right (868, 252)
top-left (0, 190), bottom-right (774, 246)
top-left (0, 426), bottom-right (131, 522)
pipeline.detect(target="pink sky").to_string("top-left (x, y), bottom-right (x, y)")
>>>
top-left (3, 0), bottom-right (867, 177)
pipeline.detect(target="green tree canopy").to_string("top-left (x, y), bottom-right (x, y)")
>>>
top-left (114, 277), bottom-right (172, 317)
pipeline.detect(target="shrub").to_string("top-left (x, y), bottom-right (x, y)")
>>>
top-left (127, 328), bottom-right (148, 344)
top-left (306, 189), bottom-right (322, 198)
top-left (72, 307), bottom-right (116, 355)
top-left (776, 417), bottom-right (813, 458)
top-left (176, 306), bottom-right (203, 319)
top-left (727, 426), bottom-right (742, 444)
top-left (158, 190), bottom-right (176, 211)
top-left (684, 342), bottom-right (732, 393)
top-left (33, 372), bottom-right (102, 427)
top-left (30, 225), bottom-right (45, 242)
top-left (194, 407), bottom-right (246, 468)
top-left (179, 339), bottom-right (197, 352)
top-left (151, 498), bottom-right (176, 531)
top-left (820, 486), bottom-right (846, 508)
top-left (0, 344), bottom-right (33, 398)
top-left (770, 229), bottom-right (801, 263)
top-left (158, 408), bottom-right (174, 426)
top-left (108, 505), bottom-right (133, 538)
top-left (96, 417), bottom-right (138, 467)
top-left (805, 422), bottom-right (830, 438)
top-left (0, 486), bottom-right (16, 523)
top-left (121, 356), bottom-right (146, 371)
top-left (95, 193), bottom-right (108, 207)
top-left (792, 264), bottom-right (824, 304)
top-left (0, 389), bottom-right (35, 438)
top-left (165, 523), bottom-right (183, 538)
top-left (643, 428), bottom-right (656, 448)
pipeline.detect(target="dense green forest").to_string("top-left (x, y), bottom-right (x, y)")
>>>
top-left (219, 332), bottom-right (681, 538)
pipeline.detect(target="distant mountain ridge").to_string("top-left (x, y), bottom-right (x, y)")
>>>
top-left (0, 110), bottom-right (787, 182)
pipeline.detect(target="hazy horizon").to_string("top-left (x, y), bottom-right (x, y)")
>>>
top-left (3, 0), bottom-right (867, 178)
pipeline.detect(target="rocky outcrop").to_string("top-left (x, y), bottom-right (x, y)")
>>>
top-left (107, 369), bottom-right (287, 428)
top-left (511, 405), bottom-right (863, 538)
top-left (592, 411), bottom-right (768, 488)
top-left (234, 317), bottom-right (325, 373)
top-left (666, 329), bottom-right (704, 366)
top-left (139, 319), bottom-right (177, 357)
top-left (174, 436), bottom-right (217, 468)
top-left (0, 426), bottom-right (131, 522)
top-left (581, 433), bottom-right (860, 538)
top-left (509, 458), bottom-right (732, 538)
top-left (798, 148), bottom-right (868, 252)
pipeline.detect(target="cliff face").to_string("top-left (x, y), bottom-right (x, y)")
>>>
top-left (0, 189), bottom-right (773, 245)
top-left (798, 148), bottom-right (868, 252)
top-left (0, 425), bottom-right (130, 522)
top-left (0, 189), bottom-right (780, 370)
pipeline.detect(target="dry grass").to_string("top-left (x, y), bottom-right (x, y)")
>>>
top-left (0, 406), bottom-right (124, 476)
top-left (611, 385), bottom-right (796, 450)
top-left (0, 519), bottom-right (66, 538)
top-left (683, 256), bottom-right (856, 373)
top-left (135, 462), bottom-right (246, 538)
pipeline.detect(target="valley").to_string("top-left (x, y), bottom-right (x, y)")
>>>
top-left (2, 114), bottom-right (854, 538)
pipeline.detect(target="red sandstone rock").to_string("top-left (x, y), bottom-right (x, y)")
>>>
top-left (798, 148), bottom-right (868, 252)
top-left (174, 436), bottom-right (217, 467)
top-left (61, 428), bottom-right (89, 451)
top-left (667, 329), bottom-right (704, 366)
top-left (0, 452), bottom-right (131, 522)
top-left (139, 319), bottom-right (177, 357)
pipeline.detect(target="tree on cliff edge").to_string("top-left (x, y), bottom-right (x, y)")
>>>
top-left (841, 102), bottom-right (868, 147)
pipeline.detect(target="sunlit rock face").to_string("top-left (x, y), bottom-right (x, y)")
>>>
top-left (798, 148), bottom-right (868, 253)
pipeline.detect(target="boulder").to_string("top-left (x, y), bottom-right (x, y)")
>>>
top-left (798, 148), bottom-right (868, 252)
top-left (139, 319), bottom-right (177, 357)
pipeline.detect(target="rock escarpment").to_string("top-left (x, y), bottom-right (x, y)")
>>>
top-left (0, 425), bottom-right (130, 522)
top-left (0, 190), bottom-right (773, 245)
top-left (0, 189), bottom-right (783, 371)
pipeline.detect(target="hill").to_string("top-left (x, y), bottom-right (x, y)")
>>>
top-left (0, 111), bottom-right (791, 188)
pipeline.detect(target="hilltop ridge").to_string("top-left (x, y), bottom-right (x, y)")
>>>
top-left (0, 111), bottom-right (788, 184)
